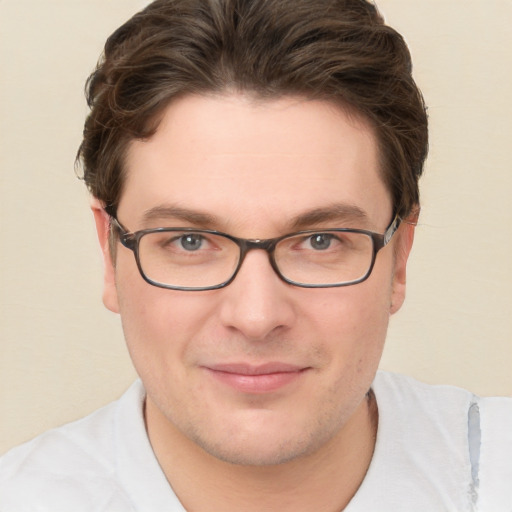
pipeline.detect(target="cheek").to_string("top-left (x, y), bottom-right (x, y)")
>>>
top-left (114, 263), bottom-right (199, 372)
top-left (307, 268), bottom-right (393, 371)
top-left (315, 281), bottom-right (391, 338)
top-left (114, 267), bottom-right (229, 385)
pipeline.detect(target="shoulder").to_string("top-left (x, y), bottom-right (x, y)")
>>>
top-left (373, 370), bottom-right (512, 426)
top-left (373, 370), bottom-right (477, 403)
top-left (373, 370), bottom-right (512, 457)
top-left (0, 381), bottom-right (145, 512)
top-left (474, 394), bottom-right (512, 510)
top-left (366, 371), bottom-right (512, 511)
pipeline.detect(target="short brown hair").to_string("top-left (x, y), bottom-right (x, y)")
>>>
top-left (77, 0), bottom-right (428, 219)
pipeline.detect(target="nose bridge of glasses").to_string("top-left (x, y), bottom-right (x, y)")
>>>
top-left (243, 238), bottom-right (276, 251)
top-left (237, 237), bottom-right (279, 258)
top-left (236, 237), bottom-right (280, 273)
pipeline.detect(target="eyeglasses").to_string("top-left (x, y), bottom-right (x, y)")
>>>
top-left (109, 213), bottom-right (401, 291)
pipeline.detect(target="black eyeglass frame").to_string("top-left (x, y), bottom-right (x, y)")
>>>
top-left (107, 210), bottom-right (401, 291)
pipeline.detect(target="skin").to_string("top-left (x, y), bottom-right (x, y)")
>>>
top-left (92, 93), bottom-right (415, 511)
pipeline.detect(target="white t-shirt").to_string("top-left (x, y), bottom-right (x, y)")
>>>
top-left (1, 372), bottom-right (511, 511)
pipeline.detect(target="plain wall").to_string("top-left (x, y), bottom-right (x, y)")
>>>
top-left (1, 0), bottom-right (511, 455)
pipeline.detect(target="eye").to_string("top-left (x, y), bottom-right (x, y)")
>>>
top-left (149, 231), bottom-right (222, 255)
top-left (179, 233), bottom-right (205, 251)
top-left (308, 233), bottom-right (334, 250)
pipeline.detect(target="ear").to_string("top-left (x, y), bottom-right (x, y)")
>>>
top-left (91, 198), bottom-right (120, 314)
top-left (390, 210), bottom-right (418, 315)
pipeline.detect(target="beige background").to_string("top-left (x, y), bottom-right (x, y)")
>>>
top-left (1, 0), bottom-right (511, 455)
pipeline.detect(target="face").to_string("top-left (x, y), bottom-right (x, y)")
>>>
top-left (94, 94), bottom-right (413, 466)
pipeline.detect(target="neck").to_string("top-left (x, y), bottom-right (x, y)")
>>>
top-left (146, 392), bottom-right (378, 512)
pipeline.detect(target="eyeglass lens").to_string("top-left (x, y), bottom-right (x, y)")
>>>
top-left (136, 230), bottom-right (375, 289)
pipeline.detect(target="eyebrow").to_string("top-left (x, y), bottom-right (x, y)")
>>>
top-left (141, 203), bottom-right (371, 232)
top-left (141, 205), bottom-right (219, 228)
top-left (288, 204), bottom-right (370, 231)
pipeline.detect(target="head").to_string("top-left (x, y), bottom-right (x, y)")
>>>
top-left (78, 0), bottom-right (427, 221)
top-left (78, 0), bottom-right (428, 466)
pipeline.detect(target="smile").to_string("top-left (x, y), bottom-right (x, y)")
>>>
top-left (203, 363), bottom-right (310, 394)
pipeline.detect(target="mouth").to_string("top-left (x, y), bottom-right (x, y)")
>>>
top-left (202, 362), bottom-right (310, 394)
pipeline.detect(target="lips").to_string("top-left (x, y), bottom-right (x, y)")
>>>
top-left (203, 362), bottom-right (309, 393)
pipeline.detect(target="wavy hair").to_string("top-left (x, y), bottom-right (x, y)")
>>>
top-left (77, 0), bottom-right (428, 220)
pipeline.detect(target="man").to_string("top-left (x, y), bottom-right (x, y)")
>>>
top-left (1, 0), bottom-right (511, 510)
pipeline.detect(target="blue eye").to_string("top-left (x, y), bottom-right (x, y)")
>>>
top-left (309, 233), bottom-right (333, 250)
top-left (180, 234), bottom-right (204, 251)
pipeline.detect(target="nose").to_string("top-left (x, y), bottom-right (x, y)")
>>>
top-left (218, 249), bottom-right (296, 341)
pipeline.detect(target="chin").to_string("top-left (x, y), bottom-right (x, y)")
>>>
top-left (197, 437), bottom-right (312, 467)
top-left (187, 415), bottom-right (337, 467)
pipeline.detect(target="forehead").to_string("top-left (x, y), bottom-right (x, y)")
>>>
top-left (120, 94), bottom-right (392, 233)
